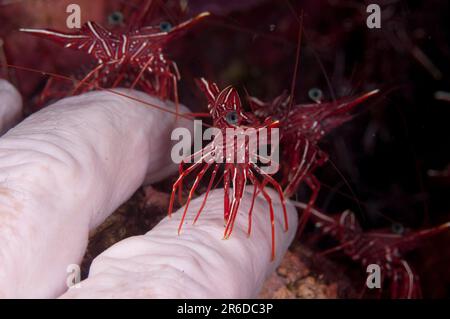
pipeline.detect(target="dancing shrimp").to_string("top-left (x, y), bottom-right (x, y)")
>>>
top-left (293, 201), bottom-right (450, 298)
top-left (168, 78), bottom-right (288, 259)
top-left (248, 89), bottom-right (379, 234)
top-left (20, 11), bottom-right (210, 110)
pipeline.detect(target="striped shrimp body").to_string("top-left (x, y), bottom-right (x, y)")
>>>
top-left (248, 90), bottom-right (379, 234)
top-left (20, 12), bottom-right (210, 107)
top-left (168, 78), bottom-right (288, 260)
top-left (293, 201), bottom-right (450, 298)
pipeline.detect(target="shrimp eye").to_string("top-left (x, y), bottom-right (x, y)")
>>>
top-left (391, 223), bottom-right (405, 235)
top-left (160, 21), bottom-right (173, 32)
top-left (108, 11), bottom-right (124, 26)
top-left (225, 111), bottom-right (240, 125)
top-left (308, 88), bottom-right (323, 103)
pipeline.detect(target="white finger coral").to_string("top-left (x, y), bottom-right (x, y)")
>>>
top-left (0, 89), bottom-right (191, 298)
top-left (60, 189), bottom-right (298, 299)
top-left (0, 80), bottom-right (22, 135)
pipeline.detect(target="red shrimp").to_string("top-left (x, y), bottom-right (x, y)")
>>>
top-left (168, 78), bottom-right (288, 260)
top-left (19, 11), bottom-right (210, 112)
top-left (293, 201), bottom-right (450, 298)
top-left (248, 89), bottom-right (379, 235)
